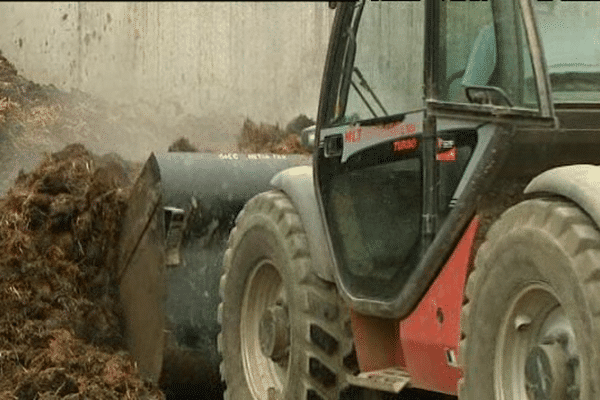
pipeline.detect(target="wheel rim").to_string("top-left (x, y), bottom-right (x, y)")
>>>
top-left (495, 282), bottom-right (581, 400)
top-left (241, 259), bottom-right (289, 399)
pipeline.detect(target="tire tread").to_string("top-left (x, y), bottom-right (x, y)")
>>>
top-left (219, 189), bottom-right (356, 400)
top-left (460, 197), bottom-right (600, 399)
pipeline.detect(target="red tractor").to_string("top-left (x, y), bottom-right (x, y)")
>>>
top-left (215, 1), bottom-right (600, 399)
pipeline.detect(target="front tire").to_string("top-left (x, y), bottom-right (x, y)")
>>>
top-left (460, 198), bottom-right (600, 400)
top-left (218, 190), bottom-right (359, 400)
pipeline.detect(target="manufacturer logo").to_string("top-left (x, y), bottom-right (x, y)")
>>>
top-left (345, 127), bottom-right (362, 143)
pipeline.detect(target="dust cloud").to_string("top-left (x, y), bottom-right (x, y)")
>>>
top-left (0, 51), bottom-right (246, 196)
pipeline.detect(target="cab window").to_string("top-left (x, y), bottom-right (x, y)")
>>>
top-left (437, 1), bottom-right (539, 109)
top-left (534, 1), bottom-right (600, 103)
top-left (328, 1), bottom-right (425, 126)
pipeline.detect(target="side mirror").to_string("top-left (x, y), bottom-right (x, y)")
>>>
top-left (465, 85), bottom-right (513, 107)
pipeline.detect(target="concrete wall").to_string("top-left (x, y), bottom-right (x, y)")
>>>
top-left (0, 2), bottom-right (335, 124)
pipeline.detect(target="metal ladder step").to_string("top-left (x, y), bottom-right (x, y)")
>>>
top-left (346, 367), bottom-right (411, 393)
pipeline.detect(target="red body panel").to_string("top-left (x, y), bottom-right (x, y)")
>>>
top-left (351, 217), bottom-right (480, 395)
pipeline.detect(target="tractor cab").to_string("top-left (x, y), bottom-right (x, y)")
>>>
top-left (314, 0), bottom-right (559, 317)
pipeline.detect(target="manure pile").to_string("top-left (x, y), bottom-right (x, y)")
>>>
top-left (0, 143), bottom-right (162, 399)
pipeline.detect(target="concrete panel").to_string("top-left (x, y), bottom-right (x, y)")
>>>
top-left (0, 2), bottom-right (335, 124)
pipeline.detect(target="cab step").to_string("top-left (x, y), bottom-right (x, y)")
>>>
top-left (346, 367), bottom-right (411, 393)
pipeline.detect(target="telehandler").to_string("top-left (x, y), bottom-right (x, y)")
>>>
top-left (121, 1), bottom-right (600, 399)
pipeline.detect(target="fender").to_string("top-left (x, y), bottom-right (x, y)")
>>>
top-left (270, 165), bottom-right (336, 282)
top-left (524, 164), bottom-right (600, 228)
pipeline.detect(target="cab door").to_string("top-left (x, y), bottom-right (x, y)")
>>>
top-left (314, 0), bottom-right (552, 318)
top-left (315, 0), bottom-right (427, 302)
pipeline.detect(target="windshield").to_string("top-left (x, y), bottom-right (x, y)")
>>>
top-left (327, 0), bottom-right (425, 125)
top-left (533, 1), bottom-right (600, 103)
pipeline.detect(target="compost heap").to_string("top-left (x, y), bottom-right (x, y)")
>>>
top-left (0, 143), bottom-right (163, 399)
top-left (236, 114), bottom-right (314, 155)
top-left (168, 114), bottom-right (315, 155)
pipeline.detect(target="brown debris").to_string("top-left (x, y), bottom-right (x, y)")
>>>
top-left (285, 114), bottom-right (315, 136)
top-left (471, 176), bottom-right (533, 267)
top-left (0, 52), bottom-right (62, 112)
top-left (167, 137), bottom-right (199, 153)
top-left (169, 112), bottom-right (316, 155)
top-left (0, 52), bottom-right (18, 81)
top-left (237, 115), bottom-right (314, 155)
top-left (167, 136), bottom-right (221, 153)
top-left (0, 143), bottom-right (164, 399)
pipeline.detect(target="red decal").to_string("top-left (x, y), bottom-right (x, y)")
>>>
top-left (382, 121), bottom-right (420, 140)
top-left (346, 121), bottom-right (423, 143)
top-left (345, 127), bottom-right (362, 143)
top-left (436, 148), bottom-right (456, 161)
top-left (436, 138), bottom-right (456, 162)
top-left (393, 138), bottom-right (419, 152)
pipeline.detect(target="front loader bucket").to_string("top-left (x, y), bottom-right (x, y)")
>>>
top-left (122, 152), bottom-right (310, 396)
top-left (117, 153), bottom-right (167, 384)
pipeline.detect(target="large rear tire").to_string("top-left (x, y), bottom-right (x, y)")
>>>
top-left (460, 198), bottom-right (600, 399)
top-left (218, 190), bottom-right (360, 400)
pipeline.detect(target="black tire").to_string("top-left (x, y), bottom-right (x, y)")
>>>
top-left (459, 198), bottom-right (600, 400)
top-left (218, 190), bottom-right (360, 400)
